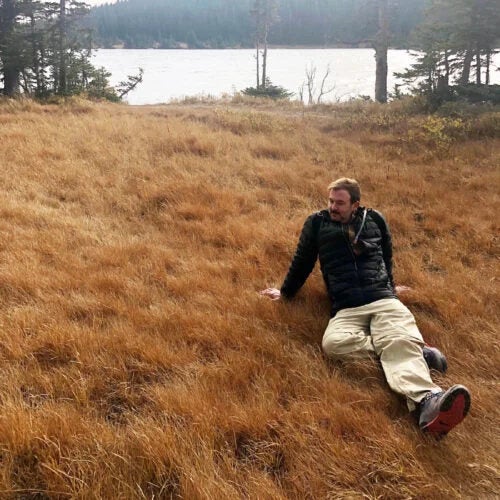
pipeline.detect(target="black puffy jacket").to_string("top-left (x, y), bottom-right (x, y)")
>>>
top-left (280, 207), bottom-right (396, 316)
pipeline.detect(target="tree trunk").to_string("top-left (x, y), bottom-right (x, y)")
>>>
top-left (39, 42), bottom-right (47, 95)
top-left (261, 25), bottom-right (268, 87)
top-left (460, 49), bottom-right (473, 85)
top-left (475, 45), bottom-right (481, 85)
top-left (374, 0), bottom-right (389, 103)
top-left (375, 46), bottom-right (389, 103)
top-left (251, 0), bottom-right (262, 88)
top-left (59, 0), bottom-right (67, 94)
top-left (255, 40), bottom-right (260, 88)
top-left (485, 50), bottom-right (491, 85)
top-left (444, 49), bottom-right (450, 87)
top-left (29, 12), bottom-right (42, 95)
top-left (3, 67), bottom-right (19, 96)
top-left (0, 0), bottom-right (20, 96)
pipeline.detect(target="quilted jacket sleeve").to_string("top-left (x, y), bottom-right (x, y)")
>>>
top-left (280, 214), bottom-right (319, 299)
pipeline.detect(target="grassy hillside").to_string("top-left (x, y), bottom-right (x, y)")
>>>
top-left (0, 96), bottom-right (498, 498)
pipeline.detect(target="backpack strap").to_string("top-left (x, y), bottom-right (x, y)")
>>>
top-left (368, 208), bottom-right (387, 238)
top-left (368, 208), bottom-right (395, 288)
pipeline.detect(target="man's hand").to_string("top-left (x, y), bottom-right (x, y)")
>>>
top-left (259, 287), bottom-right (281, 301)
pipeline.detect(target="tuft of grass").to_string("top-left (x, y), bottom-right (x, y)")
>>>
top-left (0, 97), bottom-right (498, 498)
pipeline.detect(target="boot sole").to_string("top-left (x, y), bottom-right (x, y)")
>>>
top-left (421, 385), bottom-right (471, 438)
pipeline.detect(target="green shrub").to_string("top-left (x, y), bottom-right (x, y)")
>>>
top-left (453, 84), bottom-right (500, 105)
top-left (409, 115), bottom-right (469, 155)
top-left (242, 79), bottom-right (294, 100)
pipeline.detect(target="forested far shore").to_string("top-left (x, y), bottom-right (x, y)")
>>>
top-left (86, 0), bottom-right (425, 50)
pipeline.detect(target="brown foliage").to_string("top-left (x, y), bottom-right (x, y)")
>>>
top-left (0, 97), bottom-right (498, 498)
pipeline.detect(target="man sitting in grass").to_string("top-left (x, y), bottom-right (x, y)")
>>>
top-left (260, 177), bottom-right (470, 438)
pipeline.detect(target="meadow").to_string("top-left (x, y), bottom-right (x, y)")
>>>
top-left (0, 96), bottom-right (498, 498)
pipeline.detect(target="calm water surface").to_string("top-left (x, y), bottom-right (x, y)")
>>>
top-left (92, 48), bottom-right (420, 105)
top-left (93, 48), bottom-right (500, 105)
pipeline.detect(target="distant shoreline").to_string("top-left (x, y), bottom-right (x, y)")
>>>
top-left (96, 45), bottom-right (411, 51)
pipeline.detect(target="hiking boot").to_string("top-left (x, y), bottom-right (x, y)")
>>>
top-left (423, 345), bottom-right (448, 373)
top-left (419, 385), bottom-right (471, 438)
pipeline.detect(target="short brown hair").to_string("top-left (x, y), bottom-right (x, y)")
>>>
top-left (327, 178), bottom-right (361, 203)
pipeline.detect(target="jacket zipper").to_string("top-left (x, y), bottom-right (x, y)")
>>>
top-left (343, 223), bottom-right (364, 302)
top-left (342, 224), bottom-right (358, 273)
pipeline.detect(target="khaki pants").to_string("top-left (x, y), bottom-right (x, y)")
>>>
top-left (322, 298), bottom-right (441, 410)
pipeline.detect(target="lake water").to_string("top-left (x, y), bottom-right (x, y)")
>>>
top-left (92, 48), bottom-right (498, 105)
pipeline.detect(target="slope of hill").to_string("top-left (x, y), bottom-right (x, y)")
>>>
top-left (88, 0), bottom-right (425, 49)
top-left (0, 96), bottom-right (498, 497)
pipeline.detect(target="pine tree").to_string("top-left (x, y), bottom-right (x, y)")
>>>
top-left (399, 0), bottom-right (500, 100)
top-left (0, 0), bottom-right (25, 95)
top-left (0, 0), bottom-right (141, 100)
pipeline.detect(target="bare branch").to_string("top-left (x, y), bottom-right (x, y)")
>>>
top-left (305, 63), bottom-right (317, 104)
top-left (317, 64), bottom-right (336, 104)
top-left (302, 63), bottom-right (337, 104)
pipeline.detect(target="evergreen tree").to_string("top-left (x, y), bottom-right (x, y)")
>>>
top-left (0, 0), bottom-right (27, 95)
top-left (0, 0), bottom-right (142, 99)
top-left (398, 0), bottom-right (500, 103)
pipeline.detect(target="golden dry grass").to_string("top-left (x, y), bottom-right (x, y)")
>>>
top-left (0, 96), bottom-right (498, 499)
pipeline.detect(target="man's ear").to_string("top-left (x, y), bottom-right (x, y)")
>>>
top-left (353, 201), bottom-right (360, 211)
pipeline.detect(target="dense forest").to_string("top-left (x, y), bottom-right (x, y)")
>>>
top-left (87, 0), bottom-right (426, 49)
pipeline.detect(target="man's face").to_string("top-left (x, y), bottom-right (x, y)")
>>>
top-left (328, 189), bottom-right (359, 223)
